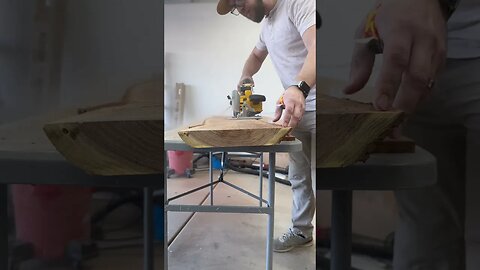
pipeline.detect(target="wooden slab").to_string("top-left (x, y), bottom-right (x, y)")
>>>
top-left (178, 117), bottom-right (291, 148)
top-left (43, 104), bottom-right (163, 176)
top-left (317, 94), bottom-right (404, 168)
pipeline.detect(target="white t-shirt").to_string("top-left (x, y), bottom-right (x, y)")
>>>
top-left (447, 0), bottom-right (480, 58)
top-left (256, 0), bottom-right (316, 111)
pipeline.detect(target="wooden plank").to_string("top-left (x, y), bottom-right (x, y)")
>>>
top-left (43, 80), bottom-right (163, 176)
top-left (178, 117), bottom-right (291, 148)
top-left (317, 94), bottom-right (404, 168)
top-left (30, 0), bottom-right (67, 109)
top-left (43, 103), bottom-right (163, 176)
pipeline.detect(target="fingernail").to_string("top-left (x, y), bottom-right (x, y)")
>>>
top-left (376, 94), bottom-right (390, 110)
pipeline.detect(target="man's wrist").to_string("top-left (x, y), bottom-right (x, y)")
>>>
top-left (240, 75), bottom-right (254, 84)
top-left (290, 81), bottom-right (310, 99)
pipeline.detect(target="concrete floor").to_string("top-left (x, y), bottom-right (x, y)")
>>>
top-left (16, 168), bottom-right (391, 270)
top-left (166, 170), bottom-right (316, 270)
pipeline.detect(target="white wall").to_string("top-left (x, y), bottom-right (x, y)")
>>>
top-left (164, 2), bottom-right (283, 130)
top-left (0, 0), bottom-right (163, 123)
top-left (0, 0), bottom-right (36, 123)
top-left (59, 0), bottom-right (163, 108)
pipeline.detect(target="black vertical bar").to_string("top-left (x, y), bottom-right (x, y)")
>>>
top-left (266, 152), bottom-right (275, 270)
top-left (331, 190), bottom-right (352, 270)
top-left (144, 187), bottom-right (154, 270)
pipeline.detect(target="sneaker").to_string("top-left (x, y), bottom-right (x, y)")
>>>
top-left (273, 228), bottom-right (313, 252)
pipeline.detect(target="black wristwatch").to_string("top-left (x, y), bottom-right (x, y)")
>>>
top-left (438, 0), bottom-right (461, 20)
top-left (292, 81), bottom-right (311, 99)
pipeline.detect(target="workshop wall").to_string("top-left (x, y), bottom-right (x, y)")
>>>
top-left (59, 0), bottom-right (163, 108)
top-left (164, 2), bottom-right (284, 129)
top-left (0, 1), bottom-right (36, 123)
top-left (0, 0), bottom-right (163, 122)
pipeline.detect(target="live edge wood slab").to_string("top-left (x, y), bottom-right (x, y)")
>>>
top-left (43, 103), bottom-right (163, 176)
top-left (42, 91), bottom-right (405, 174)
top-left (178, 116), bottom-right (292, 148)
top-left (317, 94), bottom-right (405, 168)
top-left (43, 79), bottom-right (163, 176)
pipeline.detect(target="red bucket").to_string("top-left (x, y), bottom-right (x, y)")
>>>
top-left (167, 150), bottom-right (193, 175)
top-left (12, 185), bottom-right (92, 260)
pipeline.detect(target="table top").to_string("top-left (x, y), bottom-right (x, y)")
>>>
top-left (317, 146), bottom-right (437, 190)
top-left (0, 112), bottom-right (162, 187)
top-left (164, 129), bottom-right (302, 152)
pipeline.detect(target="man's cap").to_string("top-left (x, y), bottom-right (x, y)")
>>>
top-left (217, 0), bottom-right (233, 15)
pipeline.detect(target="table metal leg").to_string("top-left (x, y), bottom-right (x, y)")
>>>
top-left (331, 190), bottom-right (352, 270)
top-left (0, 184), bottom-right (8, 270)
top-left (209, 152), bottom-right (213, 205)
top-left (144, 187), bottom-right (154, 270)
top-left (259, 153), bottom-right (263, 207)
top-left (266, 152), bottom-right (275, 270)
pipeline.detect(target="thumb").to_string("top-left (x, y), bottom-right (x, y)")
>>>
top-left (272, 105), bottom-right (282, 122)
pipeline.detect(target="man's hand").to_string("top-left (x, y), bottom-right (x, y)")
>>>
top-left (272, 86), bottom-right (305, 128)
top-left (238, 76), bottom-right (255, 89)
top-left (343, 0), bottom-right (447, 113)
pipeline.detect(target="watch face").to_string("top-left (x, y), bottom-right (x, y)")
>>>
top-left (298, 81), bottom-right (310, 91)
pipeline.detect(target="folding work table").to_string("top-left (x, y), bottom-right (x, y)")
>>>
top-left (164, 131), bottom-right (302, 270)
top-left (0, 114), bottom-right (162, 270)
top-left (317, 146), bottom-right (437, 270)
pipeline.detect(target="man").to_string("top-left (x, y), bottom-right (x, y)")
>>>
top-left (216, 0), bottom-right (316, 252)
top-left (344, 0), bottom-right (480, 268)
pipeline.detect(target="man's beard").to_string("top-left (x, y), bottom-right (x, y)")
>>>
top-left (251, 0), bottom-right (265, 23)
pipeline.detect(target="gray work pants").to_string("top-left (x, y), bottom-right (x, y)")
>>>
top-left (393, 57), bottom-right (480, 270)
top-left (289, 110), bottom-right (316, 237)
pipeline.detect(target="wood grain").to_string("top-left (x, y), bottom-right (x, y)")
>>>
top-left (44, 104), bottom-right (163, 176)
top-left (43, 79), bottom-right (163, 176)
top-left (317, 94), bottom-right (404, 168)
top-left (178, 116), bottom-right (291, 148)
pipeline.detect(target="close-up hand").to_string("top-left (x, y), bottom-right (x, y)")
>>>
top-left (343, 0), bottom-right (448, 114)
top-left (272, 86), bottom-right (305, 128)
